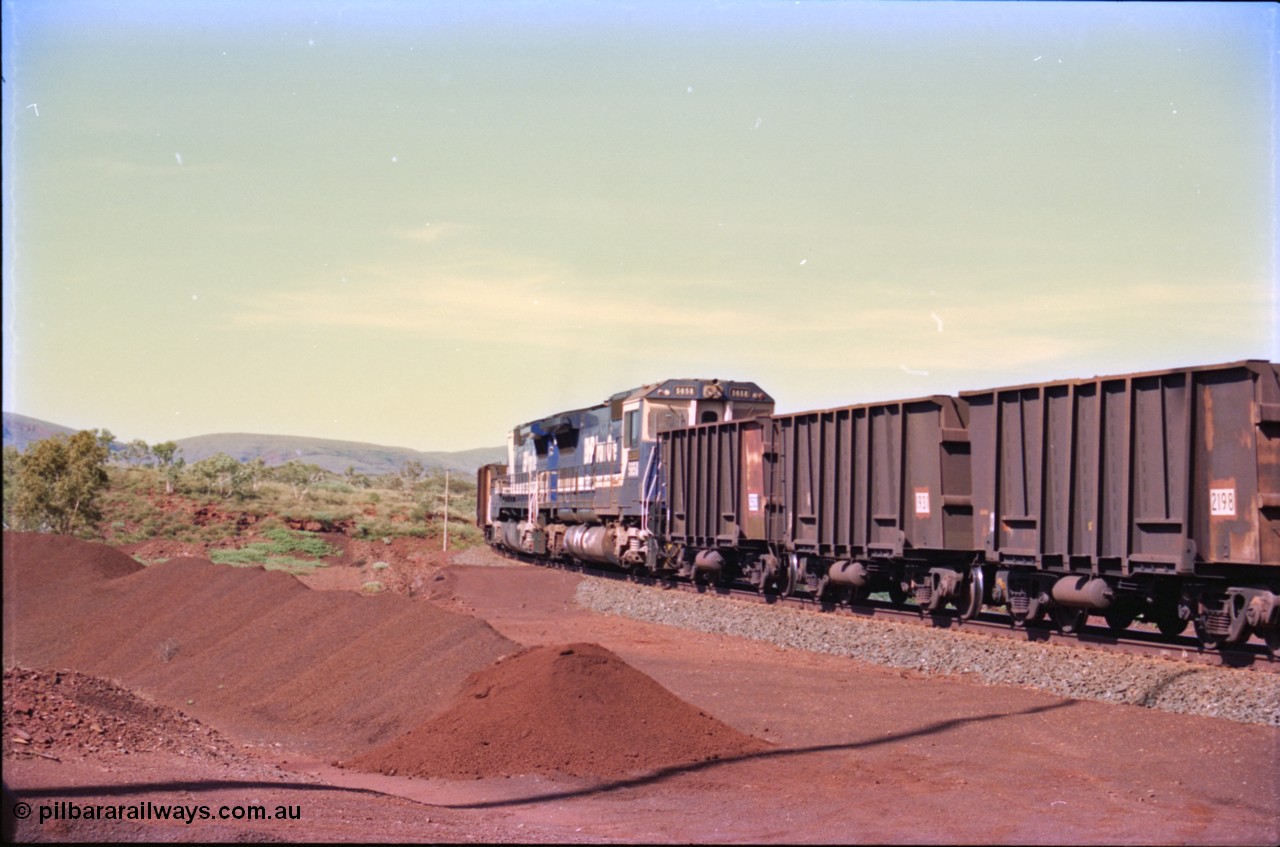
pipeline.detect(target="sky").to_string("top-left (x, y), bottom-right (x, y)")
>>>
top-left (2, 1), bottom-right (1276, 453)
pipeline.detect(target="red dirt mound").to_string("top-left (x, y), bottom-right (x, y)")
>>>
top-left (3, 666), bottom-right (244, 765)
top-left (2, 532), bottom-right (143, 587)
top-left (2, 533), bottom-right (146, 661)
top-left (2, 532), bottom-right (517, 757)
top-left (349, 642), bottom-right (772, 779)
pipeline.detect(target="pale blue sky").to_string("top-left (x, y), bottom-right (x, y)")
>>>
top-left (3, 1), bottom-right (1276, 451)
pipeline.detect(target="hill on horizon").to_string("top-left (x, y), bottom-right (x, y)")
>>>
top-left (1, 412), bottom-right (504, 476)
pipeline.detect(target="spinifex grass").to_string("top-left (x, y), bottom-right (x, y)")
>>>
top-left (209, 528), bottom-right (339, 574)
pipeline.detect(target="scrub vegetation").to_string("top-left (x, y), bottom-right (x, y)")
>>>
top-left (3, 431), bottom-right (482, 551)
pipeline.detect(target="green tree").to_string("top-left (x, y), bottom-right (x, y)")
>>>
top-left (123, 438), bottom-right (152, 467)
top-left (13, 431), bottom-right (110, 536)
top-left (2, 445), bottom-right (21, 528)
top-left (344, 465), bottom-right (371, 489)
top-left (276, 460), bottom-right (326, 502)
top-left (151, 441), bottom-right (179, 466)
top-left (93, 428), bottom-right (117, 463)
top-left (399, 459), bottom-right (426, 492)
top-left (244, 457), bottom-right (269, 493)
top-left (188, 453), bottom-right (248, 498)
top-left (151, 441), bottom-right (183, 494)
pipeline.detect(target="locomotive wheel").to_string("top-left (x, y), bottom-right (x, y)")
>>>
top-left (1051, 605), bottom-right (1088, 634)
top-left (1103, 608), bottom-right (1136, 633)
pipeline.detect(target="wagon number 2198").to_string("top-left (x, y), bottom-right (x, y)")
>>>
top-left (1210, 487), bottom-right (1236, 517)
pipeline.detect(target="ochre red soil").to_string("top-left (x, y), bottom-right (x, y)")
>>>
top-left (3, 667), bottom-right (244, 764)
top-left (350, 642), bottom-right (770, 779)
top-left (3, 532), bottom-right (766, 782)
top-left (2, 532), bottom-right (516, 756)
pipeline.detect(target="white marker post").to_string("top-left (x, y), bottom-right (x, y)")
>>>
top-left (443, 471), bottom-right (450, 552)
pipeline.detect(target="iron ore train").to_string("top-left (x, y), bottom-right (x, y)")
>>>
top-left (477, 361), bottom-right (1280, 655)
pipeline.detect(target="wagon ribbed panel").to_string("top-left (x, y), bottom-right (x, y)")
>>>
top-left (964, 360), bottom-right (1280, 574)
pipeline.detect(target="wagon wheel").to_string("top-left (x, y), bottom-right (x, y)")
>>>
top-left (848, 583), bottom-right (873, 606)
top-left (1196, 608), bottom-right (1253, 651)
top-left (1151, 608), bottom-right (1188, 638)
top-left (1193, 617), bottom-right (1223, 651)
top-left (1051, 605), bottom-right (1089, 635)
top-left (1266, 628), bottom-right (1280, 660)
top-left (888, 580), bottom-right (910, 607)
top-left (1103, 608), bottom-right (1136, 633)
top-left (1224, 595), bottom-right (1254, 647)
top-left (1010, 601), bottom-right (1045, 628)
top-left (776, 559), bottom-right (797, 598)
top-left (816, 575), bottom-right (849, 605)
top-left (957, 567), bottom-right (985, 620)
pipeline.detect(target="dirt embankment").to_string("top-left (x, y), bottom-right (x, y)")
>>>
top-left (3, 533), bottom-right (762, 778)
top-left (2, 532), bottom-right (516, 757)
top-left (3, 666), bottom-right (245, 764)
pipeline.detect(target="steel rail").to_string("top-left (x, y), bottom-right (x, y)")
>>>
top-left (516, 554), bottom-right (1279, 672)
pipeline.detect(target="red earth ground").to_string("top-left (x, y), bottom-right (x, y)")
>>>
top-left (3, 531), bottom-right (1278, 844)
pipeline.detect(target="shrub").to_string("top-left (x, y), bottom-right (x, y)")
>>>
top-left (207, 528), bottom-right (338, 575)
top-left (12, 431), bottom-right (110, 536)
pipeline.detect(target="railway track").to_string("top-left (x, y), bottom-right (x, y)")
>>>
top-left (525, 555), bottom-right (1279, 672)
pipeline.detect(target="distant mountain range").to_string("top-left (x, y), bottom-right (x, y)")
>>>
top-left (1, 411), bottom-right (505, 476)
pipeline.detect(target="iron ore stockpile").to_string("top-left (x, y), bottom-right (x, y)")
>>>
top-left (3, 667), bottom-right (248, 765)
top-left (2, 532), bottom-right (515, 757)
top-left (350, 642), bottom-right (769, 779)
top-left (1, 532), bottom-right (766, 782)
top-left (577, 579), bottom-right (1280, 727)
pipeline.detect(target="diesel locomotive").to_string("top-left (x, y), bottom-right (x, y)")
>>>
top-left (478, 362), bottom-right (1280, 655)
